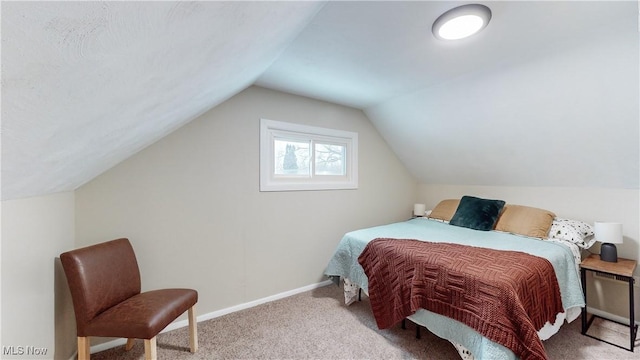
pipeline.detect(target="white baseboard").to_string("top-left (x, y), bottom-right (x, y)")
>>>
top-left (586, 306), bottom-right (640, 326)
top-left (89, 338), bottom-right (128, 354)
top-left (89, 279), bottom-right (333, 354)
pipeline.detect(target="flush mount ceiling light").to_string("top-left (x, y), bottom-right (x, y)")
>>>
top-left (432, 4), bottom-right (492, 40)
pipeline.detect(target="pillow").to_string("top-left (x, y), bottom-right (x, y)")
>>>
top-left (449, 196), bottom-right (506, 231)
top-left (427, 199), bottom-right (460, 222)
top-left (548, 218), bottom-right (596, 249)
top-left (495, 205), bottom-right (556, 238)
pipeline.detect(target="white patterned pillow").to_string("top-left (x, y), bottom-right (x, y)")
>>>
top-left (547, 218), bottom-right (595, 249)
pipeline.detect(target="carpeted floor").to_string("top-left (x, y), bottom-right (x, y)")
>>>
top-left (91, 284), bottom-right (640, 359)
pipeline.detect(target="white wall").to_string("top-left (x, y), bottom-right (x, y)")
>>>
top-left (1, 192), bottom-right (75, 360)
top-left (418, 184), bottom-right (640, 319)
top-left (75, 86), bottom-right (417, 331)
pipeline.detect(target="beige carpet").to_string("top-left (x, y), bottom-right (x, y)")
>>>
top-left (91, 284), bottom-right (640, 359)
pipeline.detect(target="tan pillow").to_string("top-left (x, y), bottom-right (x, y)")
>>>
top-left (428, 199), bottom-right (460, 222)
top-left (495, 204), bottom-right (556, 238)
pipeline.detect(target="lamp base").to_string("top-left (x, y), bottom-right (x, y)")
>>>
top-left (600, 243), bottom-right (618, 263)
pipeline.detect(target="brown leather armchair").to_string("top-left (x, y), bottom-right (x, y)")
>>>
top-left (60, 238), bottom-right (198, 360)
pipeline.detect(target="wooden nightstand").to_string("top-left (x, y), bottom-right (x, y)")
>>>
top-left (580, 254), bottom-right (638, 351)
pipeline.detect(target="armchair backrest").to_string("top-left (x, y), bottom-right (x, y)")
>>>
top-left (60, 238), bottom-right (142, 335)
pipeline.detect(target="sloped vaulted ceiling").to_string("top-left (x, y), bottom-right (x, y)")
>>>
top-left (1, 1), bottom-right (325, 200)
top-left (2, 1), bottom-right (638, 201)
top-left (256, 1), bottom-right (639, 189)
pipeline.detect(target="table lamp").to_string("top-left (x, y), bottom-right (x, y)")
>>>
top-left (594, 222), bottom-right (623, 263)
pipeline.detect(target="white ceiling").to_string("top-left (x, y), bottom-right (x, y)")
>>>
top-left (2, 1), bottom-right (638, 200)
top-left (256, 1), bottom-right (631, 108)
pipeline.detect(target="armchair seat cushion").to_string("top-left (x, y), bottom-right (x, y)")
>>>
top-left (83, 288), bottom-right (197, 339)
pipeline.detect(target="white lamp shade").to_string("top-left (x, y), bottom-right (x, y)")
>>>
top-left (594, 222), bottom-right (623, 244)
top-left (413, 204), bottom-right (426, 217)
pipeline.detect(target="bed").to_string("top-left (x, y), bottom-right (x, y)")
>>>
top-left (324, 197), bottom-right (591, 360)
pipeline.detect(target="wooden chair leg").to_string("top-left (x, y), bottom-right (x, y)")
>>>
top-left (144, 337), bottom-right (157, 360)
top-left (125, 338), bottom-right (135, 351)
top-left (78, 337), bottom-right (90, 360)
top-left (188, 305), bottom-right (198, 352)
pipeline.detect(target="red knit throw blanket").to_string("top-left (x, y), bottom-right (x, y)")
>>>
top-left (358, 238), bottom-right (563, 360)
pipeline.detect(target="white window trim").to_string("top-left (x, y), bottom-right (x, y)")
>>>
top-left (260, 119), bottom-right (358, 191)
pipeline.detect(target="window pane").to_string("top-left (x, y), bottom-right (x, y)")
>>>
top-left (260, 119), bottom-right (358, 191)
top-left (315, 143), bottom-right (345, 175)
top-left (274, 138), bottom-right (310, 176)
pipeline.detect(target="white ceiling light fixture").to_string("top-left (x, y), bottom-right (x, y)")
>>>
top-left (432, 4), bottom-right (492, 40)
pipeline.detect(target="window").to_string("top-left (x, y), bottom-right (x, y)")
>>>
top-left (260, 119), bottom-right (358, 191)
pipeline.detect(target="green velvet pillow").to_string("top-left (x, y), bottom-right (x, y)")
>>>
top-left (449, 195), bottom-right (506, 231)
